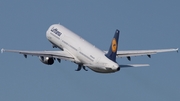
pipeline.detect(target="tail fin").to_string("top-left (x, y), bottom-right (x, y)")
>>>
top-left (106, 30), bottom-right (119, 62)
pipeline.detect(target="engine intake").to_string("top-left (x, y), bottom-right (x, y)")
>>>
top-left (39, 56), bottom-right (54, 65)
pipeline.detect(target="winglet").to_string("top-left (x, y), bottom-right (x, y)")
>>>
top-left (177, 48), bottom-right (179, 53)
top-left (1, 48), bottom-right (4, 53)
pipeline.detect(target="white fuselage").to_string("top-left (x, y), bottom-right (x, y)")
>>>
top-left (46, 24), bottom-right (119, 73)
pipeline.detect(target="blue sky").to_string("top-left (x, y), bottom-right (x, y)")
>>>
top-left (0, 0), bottom-right (179, 101)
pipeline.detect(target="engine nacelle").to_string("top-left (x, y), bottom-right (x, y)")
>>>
top-left (39, 56), bottom-right (54, 65)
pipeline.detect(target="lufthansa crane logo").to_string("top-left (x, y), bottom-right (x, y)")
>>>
top-left (111, 38), bottom-right (117, 52)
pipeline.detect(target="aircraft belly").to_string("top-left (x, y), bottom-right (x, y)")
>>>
top-left (86, 64), bottom-right (117, 73)
top-left (88, 67), bottom-right (116, 73)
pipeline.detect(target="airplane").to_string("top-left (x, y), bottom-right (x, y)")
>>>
top-left (1, 24), bottom-right (178, 73)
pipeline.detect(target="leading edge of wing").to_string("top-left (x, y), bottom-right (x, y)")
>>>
top-left (1, 48), bottom-right (74, 61)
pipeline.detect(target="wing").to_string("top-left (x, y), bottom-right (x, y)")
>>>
top-left (116, 48), bottom-right (178, 57)
top-left (104, 48), bottom-right (178, 58)
top-left (1, 48), bottom-right (75, 61)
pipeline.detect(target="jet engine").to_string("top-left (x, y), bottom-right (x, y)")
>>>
top-left (39, 56), bottom-right (54, 65)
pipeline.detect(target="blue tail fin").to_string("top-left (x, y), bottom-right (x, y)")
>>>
top-left (105, 30), bottom-right (119, 62)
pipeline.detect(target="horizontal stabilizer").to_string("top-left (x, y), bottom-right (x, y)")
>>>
top-left (120, 64), bottom-right (149, 68)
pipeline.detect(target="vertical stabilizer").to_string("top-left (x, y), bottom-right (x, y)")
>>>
top-left (105, 30), bottom-right (119, 62)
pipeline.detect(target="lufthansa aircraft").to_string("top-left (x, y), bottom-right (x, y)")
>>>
top-left (1, 24), bottom-right (178, 73)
